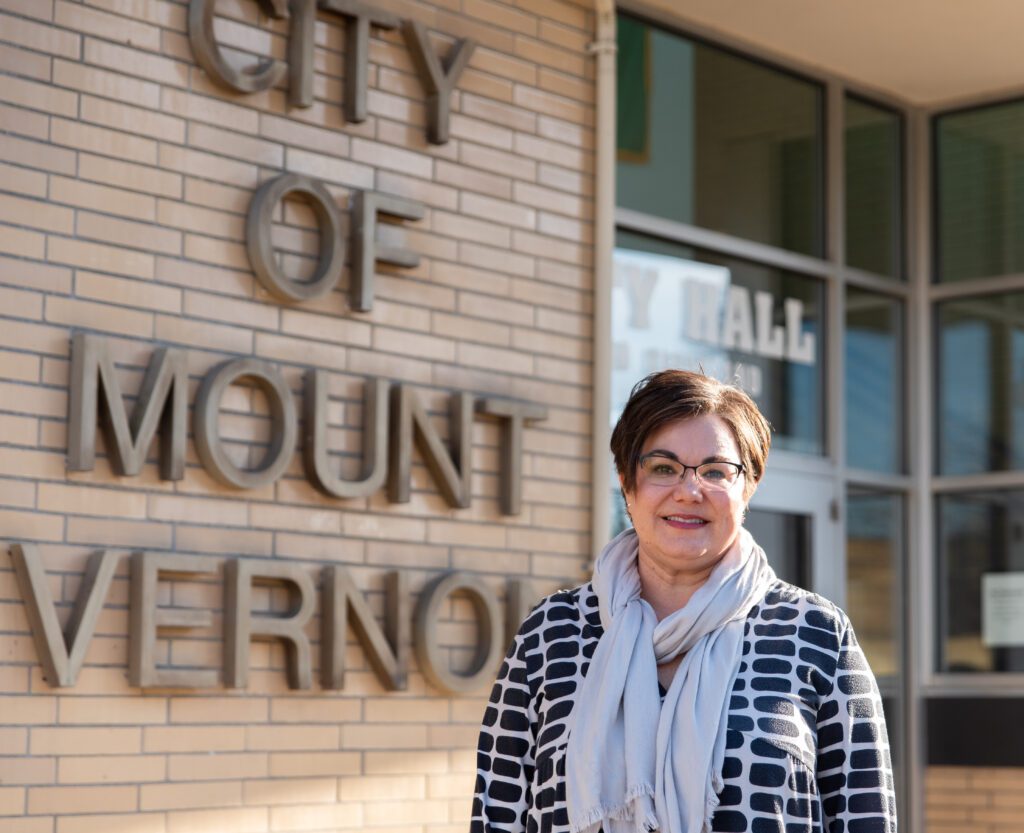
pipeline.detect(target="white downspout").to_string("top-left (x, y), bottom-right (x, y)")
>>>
top-left (588, 0), bottom-right (616, 564)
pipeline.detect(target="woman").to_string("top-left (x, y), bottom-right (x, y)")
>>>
top-left (471, 370), bottom-right (895, 833)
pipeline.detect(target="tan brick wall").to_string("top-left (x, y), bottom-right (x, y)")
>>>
top-left (0, 0), bottom-right (596, 829)
top-left (926, 766), bottom-right (1024, 832)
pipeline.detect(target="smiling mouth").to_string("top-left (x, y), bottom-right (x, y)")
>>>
top-left (663, 515), bottom-right (708, 527)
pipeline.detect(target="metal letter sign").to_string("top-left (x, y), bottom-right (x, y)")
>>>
top-left (189, 0), bottom-right (288, 95)
top-left (247, 174), bottom-right (346, 303)
top-left (321, 567), bottom-right (408, 690)
top-left (414, 572), bottom-right (503, 695)
top-left (402, 20), bottom-right (476, 145)
top-left (68, 332), bottom-right (188, 480)
top-left (304, 370), bottom-right (389, 499)
top-left (351, 191), bottom-right (424, 312)
top-left (319, 0), bottom-right (400, 123)
top-left (130, 553), bottom-right (219, 689)
top-left (225, 559), bottom-right (316, 689)
top-left (188, 0), bottom-right (474, 144)
top-left (194, 358), bottom-right (298, 490)
top-left (10, 544), bottom-right (120, 688)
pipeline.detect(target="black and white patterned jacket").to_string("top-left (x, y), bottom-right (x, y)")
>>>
top-left (471, 580), bottom-right (897, 833)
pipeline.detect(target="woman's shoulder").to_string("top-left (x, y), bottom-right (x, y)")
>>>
top-left (751, 579), bottom-right (855, 645)
top-left (513, 581), bottom-right (601, 644)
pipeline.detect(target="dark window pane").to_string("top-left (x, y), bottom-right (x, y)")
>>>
top-left (845, 96), bottom-right (903, 278)
top-left (937, 293), bottom-right (1024, 475)
top-left (845, 288), bottom-right (904, 473)
top-left (745, 509), bottom-right (810, 587)
top-left (935, 98), bottom-right (1024, 282)
top-left (936, 490), bottom-right (1024, 673)
top-left (927, 699), bottom-right (1024, 766)
top-left (616, 14), bottom-right (824, 256)
top-left (613, 229), bottom-right (826, 455)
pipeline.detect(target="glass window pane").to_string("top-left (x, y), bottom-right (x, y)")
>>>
top-left (937, 292), bottom-right (1024, 475)
top-left (935, 98), bottom-right (1024, 282)
top-left (847, 490), bottom-right (903, 678)
top-left (846, 489), bottom-right (904, 808)
top-left (845, 288), bottom-right (904, 473)
top-left (745, 509), bottom-right (810, 587)
top-left (936, 490), bottom-right (1024, 673)
top-left (616, 14), bottom-right (824, 256)
top-left (845, 96), bottom-right (903, 278)
top-left (613, 229), bottom-right (826, 455)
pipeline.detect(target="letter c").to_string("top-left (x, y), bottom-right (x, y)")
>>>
top-left (189, 0), bottom-right (287, 94)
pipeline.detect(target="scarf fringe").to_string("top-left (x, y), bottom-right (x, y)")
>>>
top-left (569, 783), bottom-right (658, 833)
top-left (700, 786), bottom-right (721, 833)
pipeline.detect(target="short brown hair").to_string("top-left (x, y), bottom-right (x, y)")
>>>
top-left (610, 370), bottom-right (772, 501)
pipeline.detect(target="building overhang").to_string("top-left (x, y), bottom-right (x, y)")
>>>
top-left (627, 0), bottom-right (1024, 108)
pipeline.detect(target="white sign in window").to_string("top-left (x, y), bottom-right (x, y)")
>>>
top-left (981, 572), bottom-right (1024, 647)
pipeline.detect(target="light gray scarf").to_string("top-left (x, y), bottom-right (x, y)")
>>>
top-left (565, 527), bottom-right (775, 833)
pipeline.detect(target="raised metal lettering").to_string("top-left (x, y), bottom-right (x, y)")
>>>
top-left (388, 385), bottom-right (472, 508)
top-left (414, 571), bottom-right (503, 694)
top-left (10, 543), bottom-right (120, 688)
top-left (130, 553), bottom-right (219, 689)
top-left (401, 19), bottom-right (476, 145)
top-left (322, 566), bottom-right (407, 690)
top-left (351, 191), bottom-right (424, 312)
top-left (476, 398), bottom-right (548, 516)
top-left (194, 358), bottom-right (298, 489)
top-left (225, 559), bottom-right (316, 689)
top-left (319, 0), bottom-right (399, 122)
top-left (288, 0), bottom-right (318, 106)
top-left (68, 333), bottom-right (188, 480)
top-left (304, 370), bottom-right (388, 499)
top-left (188, 0), bottom-right (288, 94)
top-left (247, 173), bottom-right (345, 303)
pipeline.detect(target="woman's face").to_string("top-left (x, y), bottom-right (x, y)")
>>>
top-left (622, 414), bottom-right (749, 581)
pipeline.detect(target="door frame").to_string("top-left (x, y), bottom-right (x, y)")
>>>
top-left (749, 465), bottom-right (842, 606)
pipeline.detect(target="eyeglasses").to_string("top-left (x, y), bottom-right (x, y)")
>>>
top-left (637, 453), bottom-right (745, 491)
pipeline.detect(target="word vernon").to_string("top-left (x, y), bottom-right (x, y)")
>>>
top-left (10, 544), bottom-right (533, 694)
top-left (190, 0), bottom-right (475, 144)
top-left (70, 334), bottom-right (547, 516)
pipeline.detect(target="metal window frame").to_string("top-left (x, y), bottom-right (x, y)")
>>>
top-left (602, 4), bottom-right (1024, 832)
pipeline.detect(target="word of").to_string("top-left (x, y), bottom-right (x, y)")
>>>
top-left (247, 173), bottom-right (423, 313)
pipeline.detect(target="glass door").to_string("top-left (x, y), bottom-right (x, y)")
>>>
top-left (748, 467), bottom-right (840, 602)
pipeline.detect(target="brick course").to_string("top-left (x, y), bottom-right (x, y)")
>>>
top-left (0, 0), bottom-right (595, 828)
top-left (926, 766), bottom-right (1024, 832)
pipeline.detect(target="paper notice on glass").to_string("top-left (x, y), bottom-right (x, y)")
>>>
top-left (981, 573), bottom-right (1024, 647)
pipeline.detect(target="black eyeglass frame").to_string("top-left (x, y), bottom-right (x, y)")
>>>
top-left (636, 452), bottom-right (746, 487)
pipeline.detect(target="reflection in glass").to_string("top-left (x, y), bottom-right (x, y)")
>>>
top-left (847, 490), bottom-right (903, 678)
top-left (616, 13), bottom-right (824, 256)
top-left (614, 229), bottom-right (826, 456)
top-left (937, 292), bottom-right (1024, 475)
top-left (937, 490), bottom-right (1024, 673)
top-left (846, 489), bottom-right (904, 812)
top-left (845, 96), bottom-right (903, 278)
top-left (936, 98), bottom-right (1024, 282)
top-left (745, 509), bottom-right (809, 587)
top-left (845, 289), bottom-right (904, 472)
